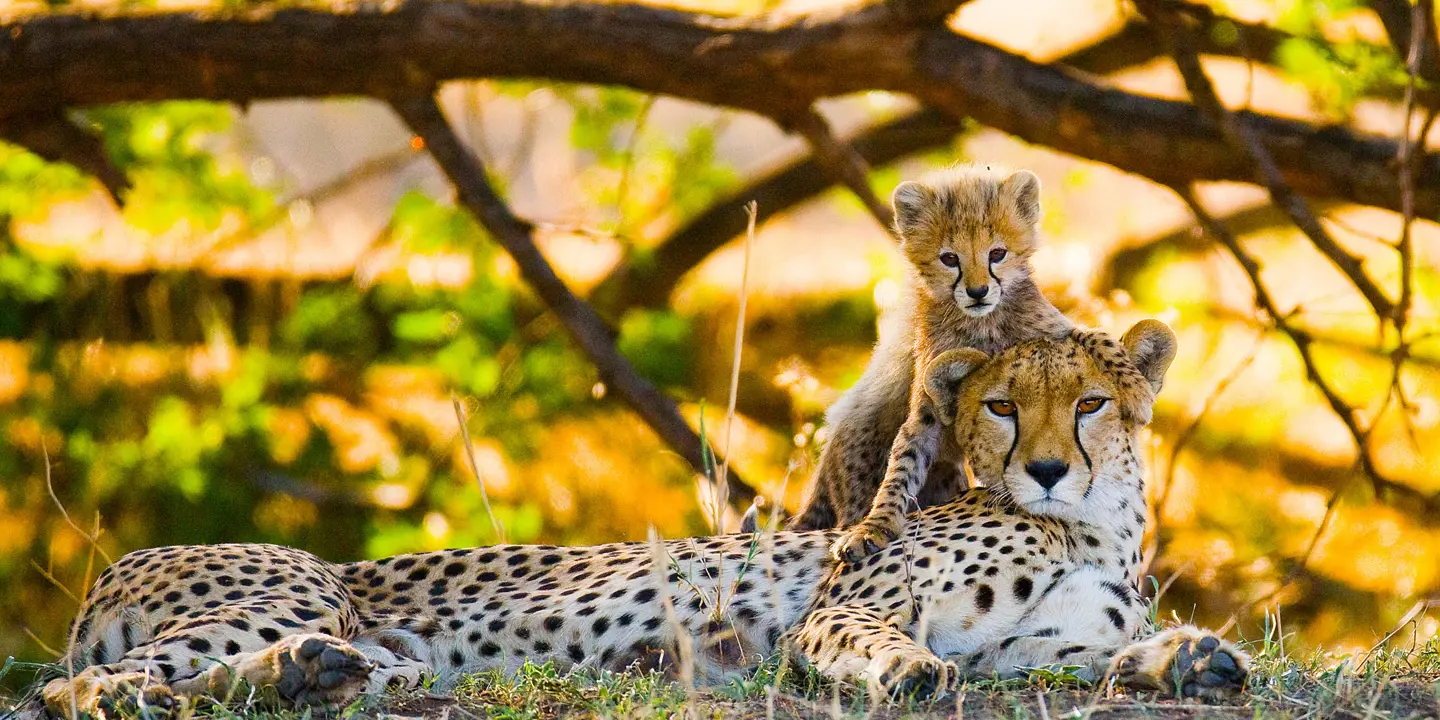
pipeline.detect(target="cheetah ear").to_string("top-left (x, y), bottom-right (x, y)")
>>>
top-left (1120, 319), bottom-right (1177, 396)
top-left (923, 348), bottom-right (990, 426)
top-left (998, 170), bottom-right (1041, 228)
top-left (892, 180), bottom-right (932, 238)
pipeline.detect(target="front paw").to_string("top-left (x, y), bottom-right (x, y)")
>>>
top-left (204, 634), bottom-right (375, 707)
top-left (1112, 626), bottom-right (1249, 701)
top-left (832, 514), bottom-right (902, 564)
top-left (274, 635), bottom-right (376, 706)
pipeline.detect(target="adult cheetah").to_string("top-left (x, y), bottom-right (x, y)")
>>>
top-left (34, 321), bottom-right (1247, 718)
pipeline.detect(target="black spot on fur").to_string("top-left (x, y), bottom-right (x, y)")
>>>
top-left (1013, 577), bottom-right (1033, 601)
top-left (975, 585), bottom-right (994, 612)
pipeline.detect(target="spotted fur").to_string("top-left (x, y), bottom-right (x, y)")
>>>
top-left (793, 166), bottom-right (1072, 562)
top-left (37, 325), bottom-right (1244, 718)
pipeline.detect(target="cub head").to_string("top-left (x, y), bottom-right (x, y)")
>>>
top-left (892, 165), bottom-right (1042, 318)
top-left (923, 320), bottom-right (1177, 521)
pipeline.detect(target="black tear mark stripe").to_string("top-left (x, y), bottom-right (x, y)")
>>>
top-left (1001, 377), bottom-right (1019, 474)
top-left (1072, 411), bottom-right (1093, 470)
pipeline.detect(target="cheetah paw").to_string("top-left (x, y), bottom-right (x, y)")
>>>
top-left (832, 514), bottom-right (902, 564)
top-left (878, 656), bottom-right (956, 701)
top-left (43, 671), bottom-right (179, 719)
top-left (205, 634), bottom-right (376, 707)
top-left (1111, 626), bottom-right (1249, 702)
top-left (275, 635), bottom-right (376, 706)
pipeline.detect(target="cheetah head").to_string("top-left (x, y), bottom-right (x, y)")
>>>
top-left (892, 165), bottom-right (1042, 318)
top-left (923, 320), bottom-right (1177, 521)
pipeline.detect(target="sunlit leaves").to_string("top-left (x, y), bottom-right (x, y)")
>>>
top-left (1272, 0), bottom-right (1409, 117)
top-left (617, 309), bottom-right (696, 390)
top-left (0, 144), bottom-right (89, 220)
top-left (84, 102), bottom-right (275, 231)
top-left (390, 190), bottom-right (487, 254)
top-left (281, 287), bottom-right (379, 357)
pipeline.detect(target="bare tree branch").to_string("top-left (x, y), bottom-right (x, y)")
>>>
top-left (591, 9), bottom-right (1418, 312)
top-left (1, 108), bottom-right (128, 203)
top-left (591, 107), bottom-right (959, 313)
top-left (786, 106), bottom-right (895, 232)
top-left (3, 1), bottom-right (1438, 219)
top-left (1138, 0), bottom-right (1396, 321)
top-left (388, 91), bottom-right (757, 505)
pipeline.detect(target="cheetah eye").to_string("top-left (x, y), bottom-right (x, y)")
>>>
top-left (985, 400), bottom-right (1015, 417)
top-left (988, 248), bottom-right (1007, 264)
top-left (1077, 397), bottom-right (1108, 415)
top-left (939, 251), bottom-right (960, 268)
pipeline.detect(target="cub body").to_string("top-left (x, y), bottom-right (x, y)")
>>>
top-left (786, 166), bottom-right (1071, 545)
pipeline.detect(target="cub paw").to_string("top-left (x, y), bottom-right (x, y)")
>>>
top-left (878, 655), bottom-right (955, 701)
top-left (1112, 626), bottom-right (1248, 702)
top-left (832, 515), bottom-right (902, 564)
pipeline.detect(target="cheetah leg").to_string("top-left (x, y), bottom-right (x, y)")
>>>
top-left (945, 635), bottom-right (1123, 684)
top-left (940, 567), bottom-right (1146, 685)
top-left (43, 597), bottom-right (369, 717)
top-left (1110, 626), bottom-right (1249, 701)
top-left (784, 605), bottom-right (955, 699)
top-left (833, 387), bottom-right (941, 563)
top-left (348, 637), bottom-right (431, 693)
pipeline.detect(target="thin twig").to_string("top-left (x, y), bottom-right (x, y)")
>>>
top-left (1154, 331), bottom-right (1263, 525)
top-left (1385, 1), bottom-right (1435, 454)
top-left (716, 201), bottom-right (757, 533)
top-left (1137, 0), bottom-right (1395, 323)
top-left (788, 107), bottom-right (895, 233)
top-left (452, 395), bottom-right (506, 542)
top-left (615, 95), bottom-right (658, 236)
top-left (1227, 482), bottom-right (1346, 627)
top-left (1173, 185), bottom-right (1394, 508)
top-left (1359, 597), bottom-right (1437, 666)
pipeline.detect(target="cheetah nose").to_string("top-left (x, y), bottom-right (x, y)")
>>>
top-left (965, 285), bottom-right (989, 300)
top-left (1025, 459), bottom-right (1068, 489)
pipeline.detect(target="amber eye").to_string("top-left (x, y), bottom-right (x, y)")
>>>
top-left (985, 400), bottom-right (1015, 417)
top-left (988, 248), bottom-right (1007, 263)
top-left (939, 251), bottom-right (960, 268)
top-left (1077, 397), bottom-right (1107, 415)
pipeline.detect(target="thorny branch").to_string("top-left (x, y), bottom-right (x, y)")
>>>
top-left (388, 91), bottom-right (756, 505)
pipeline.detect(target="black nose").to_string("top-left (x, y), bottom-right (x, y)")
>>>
top-left (965, 285), bottom-right (989, 300)
top-left (1025, 459), bottom-right (1068, 489)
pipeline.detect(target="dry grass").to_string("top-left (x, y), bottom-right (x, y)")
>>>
top-left (6, 633), bottom-right (1440, 720)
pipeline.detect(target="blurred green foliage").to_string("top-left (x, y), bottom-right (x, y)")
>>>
top-left (1273, 0), bottom-right (1410, 117)
top-left (0, 83), bottom-right (748, 674)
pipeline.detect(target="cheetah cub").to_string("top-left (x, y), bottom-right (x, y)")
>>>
top-left (786, 165), bottom-right (1071, 561)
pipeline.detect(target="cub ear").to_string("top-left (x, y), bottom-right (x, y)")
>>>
top-left (998, 169), bottom-right (1041, 228)
top-left (891, 181), bottom-right (932, 237)
top-left (923, 348), bottom-right (990, 426)
top-left (1120, 319), bottom-right (1177, 395)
